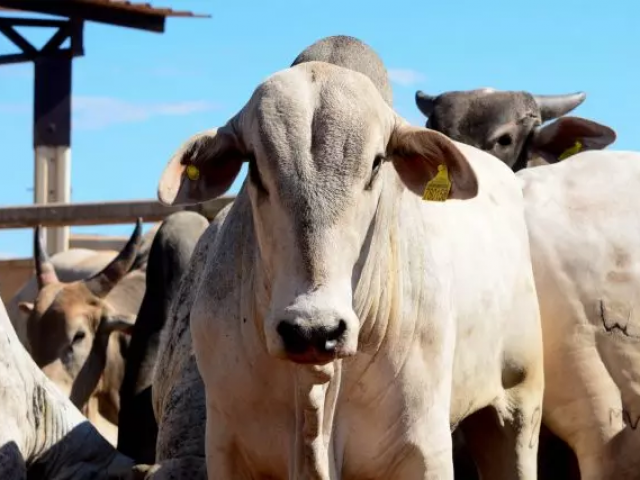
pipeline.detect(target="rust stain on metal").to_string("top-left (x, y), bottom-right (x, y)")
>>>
top-left (0, 0), bottom-right (209, 18)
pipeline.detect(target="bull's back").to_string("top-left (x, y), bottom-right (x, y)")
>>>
top-left (519, 151), bottom-right (640, 432)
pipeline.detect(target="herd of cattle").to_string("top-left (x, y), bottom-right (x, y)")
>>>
top-left (1, 34), bottom-right (639, 479)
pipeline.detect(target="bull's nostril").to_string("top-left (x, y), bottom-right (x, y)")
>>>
top-left (318, 320), bottom-right (347, 353)
top-left (278, 319), bottom-right (348, 356)
top-left (328, 319), bottom-right (347, 341)
top-left (277, 321), bottom-right (309, 354)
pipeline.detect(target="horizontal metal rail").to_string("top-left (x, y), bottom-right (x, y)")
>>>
top-left (0, 196), bottom-right (235, 228)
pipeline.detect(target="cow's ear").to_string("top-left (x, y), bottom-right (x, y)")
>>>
top-left (389, 125), bottom-right (478, 201)
top-left (158, 127), bottom-right (246, 206)
top-left (529, 116), bottom-right (616, 164)
top-left (18, 301), bottom-right (34, 317)
top-left (101, 313), bottom-right (136, 336)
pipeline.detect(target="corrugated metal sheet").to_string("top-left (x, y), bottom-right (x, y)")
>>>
top-left (0, 0), bottom-right (209, 18)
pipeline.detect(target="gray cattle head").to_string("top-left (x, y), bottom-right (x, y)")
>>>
top-left (158, 61), bottom-right (478, 365)
top-left (19, 220), bottom-right (141, 407)
top-left (291, 34), bottom-right (393, 107)
top-left (415, 89), bottom-right (616, 171)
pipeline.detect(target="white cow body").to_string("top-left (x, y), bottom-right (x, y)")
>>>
top-left (189, 147), bottom-right (543, 479)
top-left (152, 59), bottom-right (544, 479)
top-left (519, 150), bottom-right (640, 479)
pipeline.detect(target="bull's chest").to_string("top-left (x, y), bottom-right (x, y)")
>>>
top-left (204, 353), bottom-right (442, 479)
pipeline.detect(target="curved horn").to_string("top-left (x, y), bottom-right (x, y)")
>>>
top-left (415, 90), bottom-right (437, 117)
top-left (34, 225), bottom-right (59, 289)
top-left (533, 92), bottom-right (587, 122)
top-left (84, 218), bottom-right (143, 298)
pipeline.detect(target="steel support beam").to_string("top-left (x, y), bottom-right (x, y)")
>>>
top-left (0, 17), bottom-right (83, 254)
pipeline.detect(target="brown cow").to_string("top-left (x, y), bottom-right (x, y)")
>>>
top-left (18, 219), bottom-right (145, 445)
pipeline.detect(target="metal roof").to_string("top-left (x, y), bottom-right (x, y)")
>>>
top-left (0, 0), bottom-right (209, 32)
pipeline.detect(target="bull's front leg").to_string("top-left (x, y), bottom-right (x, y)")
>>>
top-left (118, 459), bottom-right (206, 480)
top-left (387, 349), bottom-right (455, 480)
top-left (394, 415), bottom-right (455, 480)
top-left (460, 368), bottom-right (544, 480)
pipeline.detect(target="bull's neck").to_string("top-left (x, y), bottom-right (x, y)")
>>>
top-left (27, 378), bottom-right (133, 479)
top-left (351, 176), bottom-right (405, 354)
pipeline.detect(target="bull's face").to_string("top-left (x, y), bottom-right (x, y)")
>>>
top-left (24, 283), bottom-right (114, 397)
top-left (19, 222), bottom-right (141, 406)
top-left (415, 89), bottom-right (616, 171)
top-left (158, 62), bottom-right (478, 365)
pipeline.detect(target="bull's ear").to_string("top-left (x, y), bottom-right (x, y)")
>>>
top-left (389, 125), bottom-right (478, 201)
top-left (101, 313), bottom-right (136, 336)
top-left (158, 127), bottom-right (246, 206)
top-left (18, 301), bottom-right (34, 317)
top-left (529, 116), bottom-right (616, 164)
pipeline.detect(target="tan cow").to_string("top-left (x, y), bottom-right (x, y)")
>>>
top-left (7, 223), bottom-right (157, 348)
top-left (18, 220), bottom-right (145, 445)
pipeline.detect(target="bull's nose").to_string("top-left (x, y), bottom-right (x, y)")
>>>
top-left (277, 320), bottom-right (347, 355)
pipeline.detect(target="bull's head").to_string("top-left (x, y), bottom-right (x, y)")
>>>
top-left (415, 89), bottom-right (616, 171)
top-left (158, 62), bottom-right (478, 366)
top-left (19, 219), bottom-right (142, 408)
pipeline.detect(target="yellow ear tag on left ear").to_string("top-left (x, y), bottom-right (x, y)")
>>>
top-left (558, 140), bottom-right (583, 161)
top-left (422, 164), bottom-right (451, 202)
top-left (186, 164), bottom-right (200, 181)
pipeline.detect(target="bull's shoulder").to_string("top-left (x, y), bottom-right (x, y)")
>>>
top-left (451, 141), bottom-right (525, 207)
top-left (151, 204), bottom-right (239, 460)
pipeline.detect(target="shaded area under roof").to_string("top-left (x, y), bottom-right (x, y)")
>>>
top-left (0, 0), bottom-right (209, 32)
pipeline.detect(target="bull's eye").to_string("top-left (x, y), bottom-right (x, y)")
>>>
top-left (366, 154), bottom-right (385, 190)
top-left (496, 134), bottom-right (513, 147)
top-left (72, 330), bottom-right (86, 345)
top-left (248, 155), bottom-right (267, 195)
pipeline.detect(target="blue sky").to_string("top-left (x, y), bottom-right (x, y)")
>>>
top-left (0, 0), bottom-right (638, 258)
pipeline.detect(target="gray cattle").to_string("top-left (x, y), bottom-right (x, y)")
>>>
top-left (291, 35), bottom-right (393, 106)
top-left (0, 290), bottom-right (134, 479)
top-left (18, 220), bottom-right (146, 445)
top-left (415, 88), bottom-right (616, 171)
top-left (154, 38), bottom-right (543, 480)
top-left (118, 211), bottom-right (209, 465)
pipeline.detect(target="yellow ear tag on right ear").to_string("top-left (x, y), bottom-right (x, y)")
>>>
top-left (186, 164), bottom-right (200, 181)
top-left (422, 164), bottom-right (451, 202)
top-left (558, 140), bottom-right (583, 161)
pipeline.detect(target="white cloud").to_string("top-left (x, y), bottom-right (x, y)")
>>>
top-left (388, 68), bottom-right (426, 87)
top-left (72, 96), bottom-right (218, 130)
top-left (0, 96), bottom-right (217, 129)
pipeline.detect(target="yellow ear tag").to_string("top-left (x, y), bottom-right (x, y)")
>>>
top-left (557, 140), bottom-right (583, 161)
top-left (422, 164), bottom-right (451, 202)
top-left (186, 164), bottom-right (200, 181)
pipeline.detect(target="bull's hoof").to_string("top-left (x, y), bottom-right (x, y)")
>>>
top-left (111, 463), bottom-right (161, 480)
